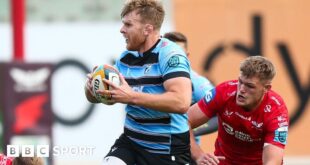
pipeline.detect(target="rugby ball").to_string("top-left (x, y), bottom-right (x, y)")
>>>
top-left (91, 64), bottom-right (120, 104)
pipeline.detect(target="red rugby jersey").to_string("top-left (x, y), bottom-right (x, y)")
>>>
top-left (197, 80), bottom-right (289, 164)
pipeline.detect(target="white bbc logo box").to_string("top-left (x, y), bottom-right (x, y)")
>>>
top-left (7, 145), bottom-right (49, 157)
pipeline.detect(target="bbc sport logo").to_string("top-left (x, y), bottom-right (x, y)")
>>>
top-left (7, 145), bottom-right (96, 157)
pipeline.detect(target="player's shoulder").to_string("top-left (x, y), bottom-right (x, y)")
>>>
top-left (206, 80), bottom-right (237, 102)
top-left (260, 90), bottom-right (288, 129)
top-left (217, 80), bottom-right (238, 91)
top-left (263, 90), bottom-right (288, 114)
top-left (157, 38), bottom-right (186, 58)
top-left (191, 70), bottom-right (213, 87)
top-left (191, 70), bottom-right (206, 81)
top-left (266, 90), bottom-right (286, 107)
top-left (158, 38), bottom-right (176, 49)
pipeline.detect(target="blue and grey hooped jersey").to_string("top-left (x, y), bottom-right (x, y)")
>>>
top-left (115, 38), bottom-right (191, 154)
top-left (190, 70), bottom-right (214, 144)
top-left (191, 70), bottom-right (214, 105)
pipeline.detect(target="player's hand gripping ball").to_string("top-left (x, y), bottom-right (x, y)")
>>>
top-left (91, 64), bottom-right (120, 104)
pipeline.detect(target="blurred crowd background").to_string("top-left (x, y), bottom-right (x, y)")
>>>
top-left (0, 0), bottom-right (309, 164)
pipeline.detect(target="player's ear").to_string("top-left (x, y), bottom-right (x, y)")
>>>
top-left (144, 24), bottom-right (153, 35)
top-left (264, 84), bottom-right (272, 92)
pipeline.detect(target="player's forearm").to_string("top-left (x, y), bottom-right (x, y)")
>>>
top-left (189, 129), bottom-right (204, 161)
top-left (262, 144), bottom-right (284, 165)
top-left (263, 158), bottom-right (282, 165)
top-left (130, 91), bottom-right (191, 114)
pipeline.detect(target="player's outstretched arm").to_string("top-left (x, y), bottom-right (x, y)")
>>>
top-left (263, 144), bottom-right (284, 165)
top-left (188, 103), bottom-right (210, 129)
top-left (190, 128), bottom-right (204, 161)
top-left (188, 103), bottom-right (224, 164)
top-left (190, 126), bottom-right (225, 165)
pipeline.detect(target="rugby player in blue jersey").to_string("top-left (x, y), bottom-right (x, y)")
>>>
top-left (163, 32), bottom-right (217, 146)
top-left (84, 0), bottom-right (193, 164)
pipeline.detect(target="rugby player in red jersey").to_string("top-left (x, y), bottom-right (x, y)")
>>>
top-left (188, 56), bottom-right (289, 165)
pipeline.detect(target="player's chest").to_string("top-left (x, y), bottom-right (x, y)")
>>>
top-left (219, 107), bottom-right (264, 142)
top-left (120, 64), bottom-right (160, 78)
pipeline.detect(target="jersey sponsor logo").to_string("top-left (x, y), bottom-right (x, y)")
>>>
top-left (222, 122), bottom-right (234, 135)
top-left (204, 88), bottom-right (216, 103)
top-left (235, 131), bottom-right (255, 142)
top-left (222, 122), bottom-right (261, 142)
top-left (144, 65), bottom-right (152, 74)
top-left (167, 56), bottom-right (180, 67)
top-left (132, 86), bottom-right (144, 92)
top-left (274, 126), bottom-right (288, 144)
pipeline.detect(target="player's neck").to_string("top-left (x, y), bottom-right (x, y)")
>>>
top-left (244, 94), bottom-right (266, 112)
top-left (138, 33), bottom-right (160, 53)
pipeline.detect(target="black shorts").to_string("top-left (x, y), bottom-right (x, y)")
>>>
top-left (105, 134), bottom-right (194, 165)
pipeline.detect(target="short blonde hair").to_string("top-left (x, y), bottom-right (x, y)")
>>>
top-left (240, 56), bottom-right (276, 82)
top-left (121, 0), bottom-right (165, 30)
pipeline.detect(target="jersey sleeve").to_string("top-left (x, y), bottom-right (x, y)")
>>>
top-left (197, 86), bottom-right (222, 118)
top-left (159, 44), bottom-right (191, 81)
top-left (264, 104), bottom-right (289, 149)
top-left (191, 71), bottom-right (214, 103)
